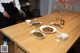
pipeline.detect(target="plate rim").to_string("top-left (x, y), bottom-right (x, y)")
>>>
top-left (50, 22), bottom-right (63, 28)
top-left (30, 30), bottom-right (45, 37)
top-left (40, 25), bottom-right (57, 33)
top-left (31, 22), bottom-right (42, 26)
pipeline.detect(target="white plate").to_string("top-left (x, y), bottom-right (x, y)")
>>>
top-left (40, 25), bottom-right (57, 33)
top-left (32, 22), bottom-right (42, 25)
top-left (30, 30), bottom-right (45, 39)
top-left (50, 22), bottom-right (63, 28)
top-left (31, 22), bottom-right (42, 27)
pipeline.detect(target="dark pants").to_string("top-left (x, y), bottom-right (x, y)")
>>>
top-left (0, 2), bottom-right (21, 41)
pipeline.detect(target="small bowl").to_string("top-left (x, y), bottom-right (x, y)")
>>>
top-left (25, 19), bottom-right (32, 24)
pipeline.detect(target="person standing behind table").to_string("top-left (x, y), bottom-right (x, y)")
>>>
top-left (0, 0), bottom-right (24, 44)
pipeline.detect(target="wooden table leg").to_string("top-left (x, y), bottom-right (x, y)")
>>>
top-left (14, 43), bottom-right (17, 53)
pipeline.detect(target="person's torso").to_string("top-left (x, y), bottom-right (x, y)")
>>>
top-left (1, 0), bottom-right (18, 15)
top-left (1, 0), bottom-right (14, 3)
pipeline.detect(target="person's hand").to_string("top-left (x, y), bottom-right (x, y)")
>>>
top-left (2, 11), bottom-right (10, 18)
top-left (19, 9), bottom-right (25, 14)
top-left (19, 9), bottom-right (26, 17)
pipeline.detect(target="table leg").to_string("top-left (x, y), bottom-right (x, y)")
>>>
top-left (14, 43), bottom-right (17, 53)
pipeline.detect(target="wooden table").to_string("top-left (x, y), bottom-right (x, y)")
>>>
top-left (0, 11), bottom-right (80, 53)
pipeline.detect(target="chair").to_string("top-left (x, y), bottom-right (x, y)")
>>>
top-left (32, 9), bottom-right (41, 18)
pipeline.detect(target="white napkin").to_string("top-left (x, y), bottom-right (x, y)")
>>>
top-left (56, 32), bottom-right (68, 42)
top-left (60, 33), bottom-right (68, 40)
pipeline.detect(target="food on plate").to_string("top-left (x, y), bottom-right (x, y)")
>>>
top-left (31, 30), bottom-right (45, 39)
top-left (50, 22), bottom-right (63, 28)
top-left (52, 24), bottom-right (61, 27)
top-left (31, 22), bottom-right (42, 27)
top-left (33, 32), bottom-right (44, 37)
top-left (43, 27), bottom-right (53, 33)
top-left (40, 25), bottom-right (57, 33)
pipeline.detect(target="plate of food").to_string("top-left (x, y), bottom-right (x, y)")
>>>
top-left (40, 25), bottom-right (57, 33)
top-left (30, 30), bottom-right (45, 39)
top-left (31, 22), bottom-right (42, 27)
top-left (50, 22), bottom-right (63, 28)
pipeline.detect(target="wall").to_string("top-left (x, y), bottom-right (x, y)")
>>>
top-left (73, 0), bottom-right (80, 12)
top-left (51, 0), bottom-right (80, 12)
top-left (40, 0), bottom-right (49, 16)
top-left (40, 0), bottom-right (80, 16)
top-left (51, 0), bottom-right (80, 11)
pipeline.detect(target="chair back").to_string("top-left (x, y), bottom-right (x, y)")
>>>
top-left (32, 9), bottom-right (41, 18)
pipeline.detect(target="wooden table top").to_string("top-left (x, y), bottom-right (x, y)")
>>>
top-left (0, 11), bottom-right (80, 53)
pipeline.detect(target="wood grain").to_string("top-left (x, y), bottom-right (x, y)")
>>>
top-left (0, 11), bottom-right (80, 53)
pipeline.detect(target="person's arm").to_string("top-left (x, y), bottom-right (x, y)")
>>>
top-left (14, 0), bottom-right (21, 11)
top-left (14, 0), bottom-right (24, 14)
top-left (0, 0), bottom-right (5, 13)
top-left (0, 1), bottom-right (10, 18)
